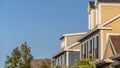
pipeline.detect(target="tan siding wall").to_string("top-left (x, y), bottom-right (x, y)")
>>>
top-left (70, 43), bottom-right (80, 49)
top-left (101, 5), bottom-right (120, 24)
top-left (66, 35), bottom-right (84, 47)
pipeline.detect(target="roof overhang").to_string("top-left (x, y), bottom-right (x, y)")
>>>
top-left (109, 54), bottom-right (120, 67)
top-left (88, 2), bottom-right (95, 13)
top-left (60, 32), bottom-right (86, 40)
top-left (52, 48), bottom-right (80, 58)
top-left (52, 49), bottom-right (66, 58)
top-left (77, 26), bottom-right (112, 42)
top-left (94, 59), bottom-right (112, 67)
top-left (110, 54), bottom-right (120, 60)
top-left (95, 0), bottom-right (120, 6)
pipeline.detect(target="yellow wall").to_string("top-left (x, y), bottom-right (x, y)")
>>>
top-left (102, 18), bottom-right (120, 59)
top-left (104, 42), bottom-right (114, 59)
top-left (101, 5), bottom-right (120, 23)
top-left (107, 17), bottom-right (120, 32)
top-left (93, 11), bottom-right (96, 28)
top-left (102, 30), bottom-right (111, 58)
top-left (90, 10), bottom-right (96, 29)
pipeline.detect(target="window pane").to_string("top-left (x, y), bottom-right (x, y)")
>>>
top-left (83, 44), bottom-right (85, 58)
top-left (84, 43), bottom-right (86, 58)
top-left (94, 36), bottom-right (99, 59)
top-left (93, 38), bottom-right (94, 58)
top-left (87, 41), bottom-right (88, 58)
top-left (96, 36), bottom-right (99, 58)
top-left (90, 40), bottom-right (92, 54)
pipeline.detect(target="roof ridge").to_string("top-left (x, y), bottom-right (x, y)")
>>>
top-left (98, 0), bottom-right (120, 3)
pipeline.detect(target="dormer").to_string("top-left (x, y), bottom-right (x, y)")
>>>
top-left (60, 32), bottom-right (86, 49)
top-left (88, 2), bottom-right (96, 30)
top-left (95, 0), bottom-right (120, 25)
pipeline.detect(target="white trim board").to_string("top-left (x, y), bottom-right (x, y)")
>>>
top-left (67, 49), bottom-right (80, 51)
top-left (106, 33), bottom-right (120, 44)
top-left (62, 32), bottom-right (87, 37)
top-left (100, 14), bottom-right (120, 27)
top-left (78, 26), bottom-right (112, 41)
top-left (109, 37), bottom-right (117, 55)
top-left (100, 30), bottom-right (103, 60)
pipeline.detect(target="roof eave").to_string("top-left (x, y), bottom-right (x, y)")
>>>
top-left (52, 50), bottom-right (66, 58)
top-left (110, 54), bottom-right (120, 60)
top-left (77, 26), bottom-right (112, 42)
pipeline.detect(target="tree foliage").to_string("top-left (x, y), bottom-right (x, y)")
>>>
top-left (71, 58), bottom-right (96, 68)
top-left (39, 59), bottom-right (52, 68)
top-left (5, 42), bottom-right (33, 68)
top-left (40, 61), bottom-right (51, 68)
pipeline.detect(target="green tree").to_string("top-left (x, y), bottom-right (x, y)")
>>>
top-left (5, 42), bottom-right (33, 68)
top-left (71, 58), bottom-right (96, 68)
top-left (40, 61), bottom-right (51, 68)
top-left (5, 47), bottom-right (20, 68)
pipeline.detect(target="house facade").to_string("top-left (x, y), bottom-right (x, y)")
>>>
top-left (52, 32), bottom-right (86, 67)
top-left (78, 0), bottom-right (120, 68)
top-left (53, 0), bottom-right (120, 68)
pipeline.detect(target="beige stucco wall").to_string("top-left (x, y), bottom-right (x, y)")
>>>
top-left (101, 5), bottom-right (120, 24)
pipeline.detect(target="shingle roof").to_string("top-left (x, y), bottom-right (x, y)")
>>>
top-left (89, 2), bottom-right (95, 9)
top-left (98, 0), bottom-right (120, 3)
top-left (110, 35), bottom-right (120, 54)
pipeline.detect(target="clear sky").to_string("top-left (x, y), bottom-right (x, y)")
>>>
top-left (0, 0), bottom-right (94, 67)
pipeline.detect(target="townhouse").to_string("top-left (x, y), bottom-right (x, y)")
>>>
top-left (77, 0), bottom-right (120, 68)
top-left (53, 0), bottom-right (120, 68)
top-left (52, 32), bottom-right (86, 67)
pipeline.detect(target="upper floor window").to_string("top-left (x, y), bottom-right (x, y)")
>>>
top-left (81, 44), bottom-right (83, 58)
top-left (93, 38), bottom-right (94, 58)
top-left (88, 40), bottom-right (90, 56)
top-left (84, 43), bottom-right (86, 59)
top-left (94, 36), bottom-right (99, 59)
top-left (87, 41), bottom-right (88, 58)
top-left (81, 36), bottom-right (99, 59)
top-left (82, 43), bottom-right (86, 59)
top-left (88, 40), bottom-right (92, 58)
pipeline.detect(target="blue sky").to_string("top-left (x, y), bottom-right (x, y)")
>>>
top-left (0, 0), bottom-right (94, 67)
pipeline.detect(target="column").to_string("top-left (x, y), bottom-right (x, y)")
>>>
top-left (66, 51), bottom-right (69, 67)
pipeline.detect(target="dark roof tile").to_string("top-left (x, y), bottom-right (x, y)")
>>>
top-left (98, 0), bottom-right (120, 3)
top-left (89, 2), bottom-right (95, 9)
top-left (110, 35), bottom-right (120, 54)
